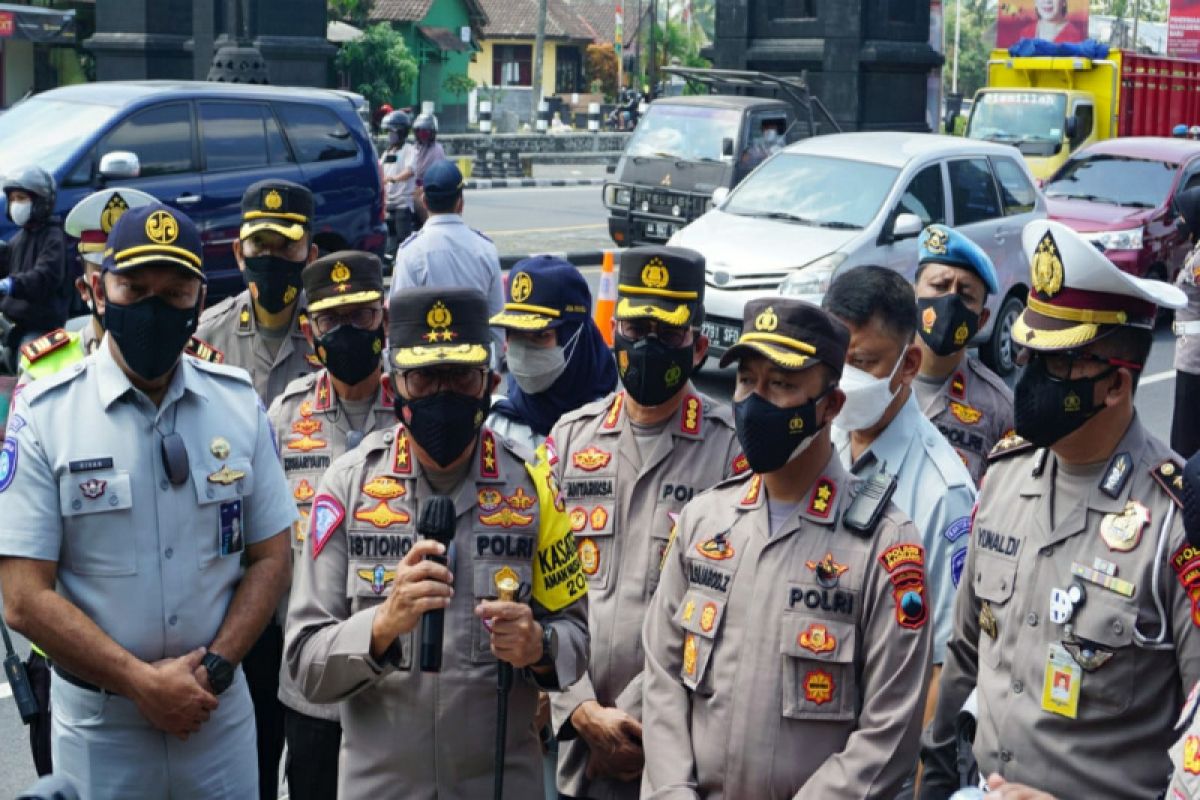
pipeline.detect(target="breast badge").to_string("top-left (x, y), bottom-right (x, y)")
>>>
top-left (1099, 500), bottom-right (1150, 552)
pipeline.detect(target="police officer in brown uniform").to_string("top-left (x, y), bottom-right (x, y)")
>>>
top-left (547, 246), bottom-right (741, 799)
top-left (267, 251), bottom-right (394, 800)
top-left (920, 221), bottom-right (1196, 799)
top-left (286, 286), bottom-right (589, 799)
top-left (911, 225), bottom-right (1014, 486)
top-left (642, 297), bottom-right (932, 799)
top-left (195, 179), bottom-right (320, 406)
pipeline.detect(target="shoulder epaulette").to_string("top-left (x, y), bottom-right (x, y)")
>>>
top-left (397, 230), bottom-right (421, 250)
top-left (188, 357), bottom-right (253, 386)
top-left (185, 336), bottom-right (224, 364)
top-left (968, 356), bottom-right (1014, 398)
top-left (988, 431), bottom-right (1034, 462)
top-left (20, 329), bottom-right (70, 364)
top-left (198, 294), bottom-right (236, 323)
top-left (473, 228), bottom-right (493, 243)
top-left (1150, 459), bottom-right (1185, 508)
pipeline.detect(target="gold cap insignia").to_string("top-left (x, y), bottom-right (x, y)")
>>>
top-left (424, 300), bottom-right (457, 342)
top-left (641, 258), bottom-right (670, 289)
top-left (923, 227), bottom-right (949, 256)
top-left (101, 193), bottom-right (130, 233)
top-left (755, 306), bottom-right (779, 332)
top-left (330, 261), bottom-right (351, 289)
top-left (1032, 231), bottom-right (1065, 298)
top-left (264, 189), bottom-right (283, 210)
top-left (145, 210), bottom-right (179, 245)
top-left (510, 271), bottom-right (533, 303)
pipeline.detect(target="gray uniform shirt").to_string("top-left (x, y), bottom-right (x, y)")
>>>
top-left (268, 368), bottom-right (395, 721)
top-left (923, 418), bottom-right (1200, 799)
top-left (641, 454), bottom-right (932, 798)
top-left (914, 354), bottom-right (1014, 487)
top-left (547, 389), bottom-right (742, 800)
top-left (390, 214), bottom-right (505, 360)
top-left (834, 393), bottom-right (977, 663)
top-left (195, 288), bottom-right (319, 406)
top-left (1176, 244), bottom-right (1200, 373)
top-left (0, 340), bottom-right (296, 663)
top-left (285, 424), bottom-right (589, 800)
top-left (1169, 681), bottom-right (1200, 799)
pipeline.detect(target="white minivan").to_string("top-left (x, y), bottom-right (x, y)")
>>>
top-left (670, 132), bottom-right (1047, 375)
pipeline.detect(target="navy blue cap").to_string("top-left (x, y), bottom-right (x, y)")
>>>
top-left (422, 160), bottom-right (464, 199)
top-left (103, 202), bottom-right (205, 282)
top-left (490, 255), bottom-right (592, 330)
top-left (918, 224), bottom-right (999, 295)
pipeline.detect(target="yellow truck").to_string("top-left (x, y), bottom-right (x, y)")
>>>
top-left (965, 49), bottom-right (1195, 179)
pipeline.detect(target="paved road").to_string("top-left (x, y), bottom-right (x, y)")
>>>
top-left (0, 261), bottom-right (1184, 798)
top-left (462, 185), bottom-right (611, 257)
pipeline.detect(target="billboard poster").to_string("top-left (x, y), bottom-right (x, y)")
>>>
top-left (996, 0), bottom-right (1089, 48)
top-left (1169, 0), bottom-right (1200, 58)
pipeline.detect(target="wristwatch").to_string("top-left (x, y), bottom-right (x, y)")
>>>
top-left (201, 652), bottom-right (235, 695)
top-left (537, 623), bottom-right (558, 667)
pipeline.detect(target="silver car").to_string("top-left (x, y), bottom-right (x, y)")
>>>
top-left (670, 131), bottom-right (1047, 375)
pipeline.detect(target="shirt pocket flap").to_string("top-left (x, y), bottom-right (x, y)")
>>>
top-left (1070, 605), bottom-right (1136, 650)
top-left (472, 560), bottom-right (533, 600)
top-left (973, 554), bottom-right (1018, 605)
top-left (781, 617), bottom-right (855, 665)
top-left (60, 470), bottom-right (132, 516)
top-left (677, 590), bottom-right (725, 639)
top-left (193, 458), bottom-right (255, 506)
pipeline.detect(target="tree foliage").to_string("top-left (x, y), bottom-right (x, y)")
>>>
top-left (443, 73), bottom-right (477, 99)
top-left (586, 43), bottom-right (620, 99)
top-left (335, 22), bottom-right (419, 109)
top-left (329, 0), bottom-right (374, 27)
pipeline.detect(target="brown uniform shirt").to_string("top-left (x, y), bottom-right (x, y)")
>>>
top-left (642, 453), bottom-right (932, 799)
top-left (914, 354), bottom-right (1014, 486)
top-left (923, 418), bottom-right (1200, 799)
top-left (547, 388), bottom-right (742, 800)
top-left (285, 424), bottom-right (590, 799)
top-left (195, 289), bottom-right (318, 405)
top-left (268, 368), bottom-right (395, 721)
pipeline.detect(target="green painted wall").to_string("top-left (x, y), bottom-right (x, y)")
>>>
top-left (394, 0), bottom-right (475, 111)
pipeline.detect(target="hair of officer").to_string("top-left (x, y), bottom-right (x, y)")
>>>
top-left (822, 265), bottom-right (918, 344)
top-left (1090, 326), bottom-right (1154, 391)
top-left (425, 188), bottom-right (461, 214)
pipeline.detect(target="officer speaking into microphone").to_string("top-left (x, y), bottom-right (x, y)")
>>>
top-left (286, 286), bottom-right (589, 799)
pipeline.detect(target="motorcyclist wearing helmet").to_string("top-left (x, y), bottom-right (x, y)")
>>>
top-left (380, 109), bottom-right (417, 252)
top-left (0, 165), bottom-right (68, 349)
top-left (393, 112), bottom-right (446, 231)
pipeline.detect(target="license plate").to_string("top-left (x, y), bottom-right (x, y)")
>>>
top-left (645, 221), bottom-right (677, 239)
top-left (701, 321), bottom-right (742, 348)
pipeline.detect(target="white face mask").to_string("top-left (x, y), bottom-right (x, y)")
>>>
top-left (834, 350), bottom-right (905, 432)
top-left (507, 326), bottom-right (581, 395)
top-left (9, 200), bottom-right (31, 226)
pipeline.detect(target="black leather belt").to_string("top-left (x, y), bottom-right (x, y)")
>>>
top-left (52, 664), bottom-right (103, 694)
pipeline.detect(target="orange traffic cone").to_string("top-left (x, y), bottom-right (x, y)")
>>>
top-left (594, 250), bottom-right (617, 346)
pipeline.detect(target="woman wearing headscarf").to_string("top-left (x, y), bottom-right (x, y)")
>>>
top-left (489, 255), bottom-right (618, 454)
top-left (1172, 187), bottom-right (1200, 458)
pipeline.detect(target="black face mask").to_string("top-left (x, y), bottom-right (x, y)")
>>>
top-left (613, 332), bottom-right (694, 407)
top-left (315, 325), bottom-right (384, 386)
top-left (104, 294), bottom-right (200, 381)
top-left (396, 390), bottom-right (490, 467)
top-left (917, 294), bottom-right (980, 357)
top-left (1014, 355), bottom-right (1115, 448)
top-left (733, 390), bottom-right (824, 474)
top-left (243, 254), bottom-right (305, 314)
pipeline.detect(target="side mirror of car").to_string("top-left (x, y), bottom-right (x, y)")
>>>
top-left (892, 213), bottom-right (924, 241)
top-left (606, 163), bottom-right (616, 174)
top-left (98, 151), bottom-right (141, 181)
top-left (1064, 116), bottom-right (1078, 141)
top-left (711, 187), bottom-right (730, 207)
top-left (722, 137), bottom-right (734, 158)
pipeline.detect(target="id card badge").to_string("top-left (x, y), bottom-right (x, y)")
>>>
top-left (1041, 642), bottom-right (1081, 719)
top-left (219, 499), bottom-right (245, 556)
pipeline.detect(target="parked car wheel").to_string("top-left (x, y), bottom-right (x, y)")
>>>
top-left (979, 293), bottom-right (1024, 377)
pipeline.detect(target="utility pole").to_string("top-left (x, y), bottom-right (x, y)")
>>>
top-left (531, 0), bottom-right (548, 125)
top-left (1132, 0), bottom-right (1142, 51)
top-left (952, 0), bottom-right (961, 94)
top-left (647, 0), bottom-right (658, 98)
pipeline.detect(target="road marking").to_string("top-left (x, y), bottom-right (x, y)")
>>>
top-left (485, 223), bottom-right (606, 236)
top-left (1142, 368), bottom-right (1176, 386)
top-left (0, 681), bottom-right (11, 700)
top-left (468, 185), bottom-right (602, 196)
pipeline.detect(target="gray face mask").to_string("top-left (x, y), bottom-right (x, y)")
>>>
top-left (507, 327), bottom-right (579, 394)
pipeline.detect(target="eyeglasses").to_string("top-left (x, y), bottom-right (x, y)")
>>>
top-left (616, 319), bottom-right (692, 349)
top-left (312, 307), bottom-right (383, 336)
top-left (1018, 348), bottom-right (1142, 381)
top-left (400, 366), bottom-right (487, 399)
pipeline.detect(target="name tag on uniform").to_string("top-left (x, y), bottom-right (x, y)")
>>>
top-left (1041, 642), bottom-right (1081, 719)
top-left (220, 500), bottom-right (244, 556)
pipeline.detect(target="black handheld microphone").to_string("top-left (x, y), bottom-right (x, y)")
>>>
top-left (418, 495), bottom-right (456, 672)
top-left (1183, 452), bottom-right (1200, 548)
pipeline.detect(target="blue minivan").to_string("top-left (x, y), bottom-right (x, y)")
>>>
top-left (0, 81), bottom-right (387, 298)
